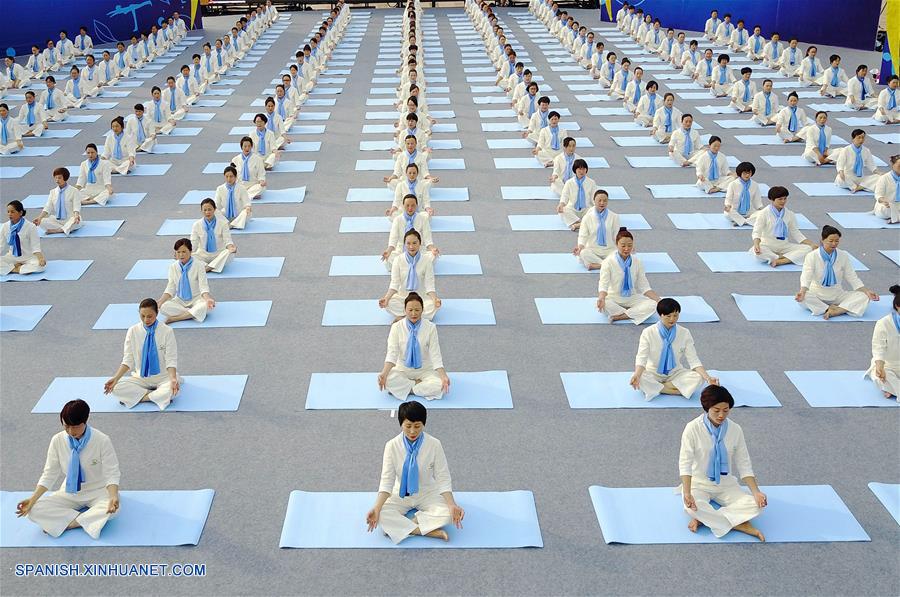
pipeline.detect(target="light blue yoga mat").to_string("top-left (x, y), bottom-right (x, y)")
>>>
top-left (41, 129), bottom-right (81, 139)
top-left (216, 142), bottom-right (321, 153)
top-left (126, 257), bottom-right (284, 280)
top-left (0, 166), bottom-right (33, 179)
top-left (562, 370), bottom-right (781, 408)
top-left (488, 137), bottom-right (593, 149)
top-left (589, 485), bottom-right (869, 544)
top-left (869, 483), bottom-right (900, 525)
top-left (84, 102), bottom-right (119, 110)
top-left (586, 107), bottom-right (632, 116)
top-left (93, 301), bottom-right (272, 330)
top-left (355, 159), bottom-right (465, 171)
top-left (279, 490), bottom-right (541, 548)
top-left (714, 119), bottom-right (765, 129)
top-left (1, 260), bottom-right (92, 282)
top-left (575, 94), bottom-right (615, 102)
top-left (880, 250), bottom-right (900, 266)
top-left (733, 293), bottom-right (891, 322)
top-left (329, 255), bottom-right (481, 276)
top-left (519, 252), bottom-right (678, 274)
top-left (795, 183), bottom-right (873, 197)
top-left (827, 212), bottom-right (897, 229)
top-left (869, 133), bottom-right (899, 144)
top-left (359, 141), bottom-right (403, 151)
top-left (501, 186), bottom-right (629, 201)
top-left (180, 187), bottom-right (305, 204)
top-left (305, 370), bottom-right (512, 409)
top-left (322, 299), bottom-right (495, 326)
top-left (183, 112), bottom-right (216, 122)
top-left (33, 375), bottom-right (248, 413)
top-left (361, 124), bottom-right (400, 134)
top-left (117, 164), bottom-right (171, 176)
top-left (38, 220), bottom-right (123, 238)
top-left (701, 251), bottom-right (865, 272)
top-left (508, 214), bottom-right (650, 231)
top-left (194, 99), bottom-right (228, 108)
top-left (786, 371), bottom-right (898, 407)
top-left (474, 96), bottom-right (516, 105)
top-left (0, 305), bottom-right (51, 332)
top-left (648, 185), bottom-right (725, 199)
top-left (837, 117), bottom-right (889, 127)
top-left (495, 157), bottom-right (608, 169)
top-left (339, 216), bottom-right (474, 233)
top-left (612, 136), bottom-right (668, 147)
top-left (668, 211), bottom-right (807, 230)
top-left (201, 161), bottom-right (315, 174)
top-left (695, 105), bottom-right (738, 115)
top-left (0, 490), bottom-right (215, 547)
top-left (146, 143), bottom-right (190, 154)
top-left (345, 188), bottom-right (469, 202)
top-left (535, 296), bottom-right (719, 324)
top-left (431, 140), bottom-right (463, 150)
top-left (765, 155), bottom-right (886, 168)
top-left (168, 127), bottom-right (203, 137)
top-left (157, 217), bottom-right (297, 235)
top-left (629, 156), bottom-right (739, 168)
top-left (205, 88), bottom-right (234, 96)
top-left (0, 146), bottom-right (60, 157)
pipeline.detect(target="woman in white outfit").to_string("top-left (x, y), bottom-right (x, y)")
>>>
top-left (380, 229), bottom-right (441, 320)
top-left (33, 167), bottom-right (83, 236)
top-left (872, 155), bottom-right (900, 223)
top-left (866, 286), bottom-right (900, 398)
top-left (76, 144), bottom-right (114, 206)
top-left (574, 190), bottom-right (619, 270)
top-left (2, 201), bottom-right (46, 275)
top-left (190, 199), bottom-right (236, 273)
top-left (159, 238), bottom-right (217, 323)
top-left (750, 186), bottom-right (816, 267)
top-left (597, 228), bottom-right (661, 324)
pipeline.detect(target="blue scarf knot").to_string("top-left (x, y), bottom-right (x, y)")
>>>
top-left (7, 218), bottom-right (23, 257)
top-left (764, 92), bottom-right (772, 115)
top-left (257, 129), bottom-right (267, 155)
top-left (87, 158), bottom-right (99, 184)
top-left (550, 126), bottom-right (560, 150)
top-left (742, 80), bottom-right (751, 103)
top-left (55, 185), bottom-right (68, 220)
top-left (113, 132), bottom-right (123, 160)
top-left (225, 184), bottom-right (237, 219)
top-left (595, 208), bottom-right (608, 246)
top-left (892, 171), bottom-right (900, 202)
top-left (707, 151), bottom-right (719, 180)
top-left (817, 125), bottom-right (827, 154)
top-left (203, 217), bottom-right (217, 252)
top-left (788, 106), bottom-right (798, 132)
top-left (26, 103), bottom-right (35, 126)
top-left (403, 211), bottom-right (416, 233)
top-left (399, 432), bottom-right (423, 496)
top-left (404, 318), bottom-right (423, 370)
top-left (830, 66), bottom-right (840, 87)
top-left (656, 322), bottom-right (677, 375)
top-left (177, 257), bottom-right (194, 300)
top-left (738, 179), bottom-right (752, 215)
top-left (703, 416), bottom-right (729, 484)
top-left (851, 145), bottom-right (864, 178)
top-left (574, 176), bottom-right (586, 210)
top-left (404, 249), bottom-right (420, 291)
top-left (770, 205), bottom-right (787, 240)
top-left (140, 320), bottom-right (161, 376)
top-left (819, 246), bottom-right (837, 287)
top-left (683, 128), bottom-right (693, 155)
top-left (616, 253), bottom-right (633, 296)
top-left (240, 153), bottom-right (251, 181)
top-left (888, 89), bottom-right (897, 111)
top-left (65, 426), bottom-right (92, 494)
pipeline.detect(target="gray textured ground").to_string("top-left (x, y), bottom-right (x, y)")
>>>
top-left (1, 8), bottom-right (898, 596)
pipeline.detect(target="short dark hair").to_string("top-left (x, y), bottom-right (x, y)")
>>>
top-left (768, 186), bottom-right (789, 200)
top-left (52, 167), bottom-right (70, 181)
top-left (572, 158), bottom-right (588, 173)
top-left (200, 198), bottom-right (216, 210)
top-left (398, 400), bottom-right (427, 425)
top-left (7, 200), bottom-right (25, 216)
top-left (821, 225), bottom-right (841, 239)
top-left (735, 161), bottom-right (756, 177)
top-left (700, 385), bottom-right (734, 411)
top-left (404, 229), bottom-right (422, 243)
top-left (174, 237), bottom-right (193, 251)
top-left (60, 399), bottom-right (90, 426)
top-left (139, 297), bottom-right (159, 312)
top-left (657, 298), bottom-right (681, 316)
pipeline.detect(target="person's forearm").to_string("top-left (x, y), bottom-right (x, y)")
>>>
top-left (441, 491), bottom-right (457, 507)
top-left (372, 491), bottom-right (390, 511)
top-left (680, 475), bottom-right (692, 494)
top-left (112, 364), bottom-right (130, 381)
top-left (107, 484), bottom-right (119, 496)
top-left (31, 485), bottom-right (49, 501)
top-left (742, 476), bottom-right (760, 493)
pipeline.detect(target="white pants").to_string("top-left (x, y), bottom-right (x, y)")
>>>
top-left (685, 476), bottom-right (760, 538)
top-left (239, 181), bottom-right (263, 199)
top-left (579, 245), bottom-right (613, 267)
top-left (819, 82), bottom-right (846, 97)
top-left (605, 294), bottom-right (657, 324)
top-left (47, 110), bottom-right (67, 122)
top-left (835, 173), bottom-right (878, 192)
top-left (653, 128), bottom-right (672, 144)
top-left (778, 127), bottom-right (802, 141)
top-left (803, 285), bottom-right (870, 317)
top-left (1, 254), bottom-right (44, 275)
top-left (194, 248), bottom-right (233, 273)
top-left (874, 107), bottom-right (899, 123)
top-left (536, 146), bottom-right (561, 164)
top-left (28, 487), bottom-right (116, 539)
top-left (81, 185), bottom-right (110, 206)
top-left (873, 200), bottom-right (899, 223)
top-left (724, 208), bottom-right (761, 227)
top-left (752, 113), bottom-right (777, 126)
top-left (223, 208), bottom-right (250, 230)
top-left (161, 296), bottom-right (208, 322)
top-left (0, 141), bottom-right (21, 154)
top-left (379, 492), bottom-right (451, 544)
top-left (39, 215), bottom-right (82, 235)
top-left (751, 239), bottom-right (812, 265)
top-left (802, 147), bottom-right (833, 163)
top-left (550, 178), bottom-right (565, 196)
top-left (263, 151), bottom-right (278, 169)
top-left (560, 205), bottom-right (587, 227)
top-left (387, 294), bottom-right (436, 320)
top-left (155, 121), bottom-right (176, 135)
top-left (113, 372), bottom-right (181, 409)
top-left (639, 368), bottom-right (704, 400)
top-left (866, 363), bottom-right (900, 397)
top-left (138, 136), bottom-right (156, 152)
top-left (386, 368), bottom-right (443, 401)
top-left (22, 123), bottom-right (45, 137)
top-left (697, 173), bottom-right (736, 193)
top-left (711, 81), bottom-right (732, 97)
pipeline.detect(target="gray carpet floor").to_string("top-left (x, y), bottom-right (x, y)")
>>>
top-left (1, 8), bottom-right (898, 596)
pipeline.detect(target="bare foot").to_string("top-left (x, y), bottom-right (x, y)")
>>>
top-left (734, 521), bottom-right (765, 542)
top-left (571, 222), bottom-right (581, 230)
top-left (687, 518), bottom-right (700, 533)
top-left (425, 529), bottom-right (449, 541)
top-left (882, 391), bottom-right (894, 399)
top-left (768, 258), bottom-right (779, 268)
top-left (586, 262), bottom-right (602, 270)
top-left (610, 313), bottom-right (630, 322)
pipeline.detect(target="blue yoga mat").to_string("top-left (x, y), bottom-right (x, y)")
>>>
top-left (329, 255), bottom-right (481, 276)
top-left (701, 251), bottom-right (866, 272)
top-left (93, 301), bottom-right (272, 329)
top-left (182, 112), bottom-right (216, 122)
top-left (501, 186), bottom-right (629, 201)
top-left (279, 490), bottom-right (542, 548)
top-left (562, 370), bottom-right (781, 408)
top-left (33, 375), bottom-right (248, 413)
top-left (795, 183), bottom-right (872, 197)
top-left (84, 102), bottom-right (119, 110)
top-left (736, 135), bottom-right (847, 146)
top-left (194, 99), bottom-right (228, 108)
top-left (828, 212), bottom-right (897, 228)
top-left (733, 293), bottom-right (892, 322)
top-left (535, 296), bottom-right (719, 324)
top-left (339, 216), bottom-right (474, 233)
top-left (345, 188), bottom-right (469, 202)
top-left (837, 117), bottom-right (890, 127)
top-left (586, 107), bottom-right (632, 116)
top-left (0, 490), bottom-right (215, 547)
top-left (574, 94), bottom-right (615, 102)
top-left (157, 217), bottom-right (297, 235)
top-left (22, 193), bottom-right (145, 209)
top-left (649, 185), bottom-right (725, 199)
top-left (38, 220), bottom-right (123, 238)
top-left (495, 157), bottom-right (608, 169)
top-left (881, 250), bottom-right (900, 266)
top-left (168, 127), bottom-right (203, 137)
top-left (786, 370), bottom-right (899, 407)
top-left (0, 166), bottom-right (33, 179)
top-left (520, 252), bottom-right (677, 274)
top-left (869, 483), bottom-right (900, 526)
top-left (122, 164), bottom-right (172, 176)
top-left (205, 88), bottom-right (234, 96)
top-left (600, 122), bottom-right (654, 132)
top-left (201, 161), bottom-right (315, 174)
top-left (41, 129), bottom-right (81, 139)
top-left (0, 305), bottom-right (51, 332)
top-left (322, 299), bottom-right (495, 326)
top-left (147, 143), bottom-right (191, 154)
top-left (589, 485), bottom-right (869, 544)
top-left (488, 137), bottom-right (593, 149)
top-left (1, 260), bottom-right (91, 282)
top-left (696, 105), bottom-right (739, 114)
top-left (869, 133), bottom-right (899, 144)
top-left (766, 155), bottom-right (886, 168)
top-left (126, 257), bottom-right (284, 280)
top-left (180, 188), bottom-right (305, 204)
top-left (0, 146), bottom-right (59, 157)
top-left (668, 211), bottom-right (802, 230)
top-left (714, 119), bottom-right (765, 129)
top-left (305, 370), bottom-right (512, 409)
top-left (508, 214), bottom-right (650, 231)
top-left (629, 156), bottom-right (739, 168)
top-left (217, 142), bottom-right (320, 153)
top-left (612, 136), bottom-right (668, 147)
top-left (355, 159), bottom-right (465, 171)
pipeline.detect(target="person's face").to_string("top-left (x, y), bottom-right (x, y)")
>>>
top-left (635, 71), bottom-right (643, 80)
top-left (400, 418), bottom-right (424, 441)
top-left (32, 47), bottom-right (39, 55)
top-left (772, 195), bottom-right (787, 210)
top-left (524, 73), bottom-right (532, 83)
top-left (772, 34), bottom-right (780, 43)
top-left (858, 68), bottom-right (868, 78)
top-left (405, 234), bottom-right (421, 256)
top-left (46, 79), bottom-right (55, 90)
top-left (740, 170), bottom-right (752, 182)
top-left (405, 166), bottom-right (417, 181)
top-left (616, 236), bottom-right (634, 257)
top-left (225, 170), bottom-right (237, 185)
top-left (707, 402), bottom-right (731, 426)
top-left (265, 103), bottom-right (274, 114)
top-left (890, 79), bottom-right (899, 90)
top-left (175, 243), bottom-right (193, 263)
top-left (282, 78), bottom-right (291, 87)
top-left (86, 146), bottom-right (98, 161)
top-left (575, 165), bottom-right (587, 178)
top-left (7, 204), bottom-right (22, 224)
top-left (0, 107), bottom-right (6, 119)
top-left (822, 233), bottom-right (841, 252)
top-left (539, 102), bottom-right (549, 113)
top-left (202, 203), bottom-right (216, 219)
top-left (86, 56), bottom-right (95, 66)
top-left (809, 47), bottom-right (817, 57)
top-left (563, 141), bottom-right (575, 155)
top-left (683, 116), bottom-right (693, 129)
top-left (403, 197), bottom-right (418, 215)
top-left (550, 115), bottom-right (560, 126)
top-left (181, 68), bottom-right (190, 78)
top-left (255, 117), bottom-right (265, 129)
top-left (25, 95), bottom-right (34, 105)
top-left (241, 141), bottom-right (252, 154)
top-left (664, 95), bottom-right (674, 108)
top-left (71, 69), bottom-right (79, 79)
top-left (709, 140), bottom-right (721, 153)
top-left (405, 137), bottom-right (417, 152)
top-left (63, 421), bottom-right (87, 440)
top-left (139, 306), bottom-right (158, 327)
top-left (892, 160), bottom-right (900, 176)
top-left (407, 99), bottom-right (416, 112)
top-left (276, 87), bottom-right (285, 99)
top-left (788, 95), bottom-right (798, 107)
top-left (60, 32), bottom-right (68, 40)
top-left (659, 310), bottom-right (680, 328)
top-left (54, 174), bottom-right (66, 188)
top-left (816, 113), bottom-right (827, 125)
top-left (705, 50), bottom-right (713, 59)
top-left (852, 134), bottom-right (865, 147)
top-left (622, 62), bottom-right (630, 71)
top-left (167, 80), bottom-right (175, 89)
top-left (763, 81), bottom-right (773, 93)
top-left (593, 194), bottom-right (608, 211)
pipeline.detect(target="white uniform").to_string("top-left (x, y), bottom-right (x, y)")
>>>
top-left (102, 131), bottom-right (136, 175)
top-left (730, 79), bottom-right (757, 112)
top-left (25, 54), bottom-right (46, 79)
top-left (3, 63), bottom-right (29, 88)
top-left (761, 41), bottom-right (782, 68)
top-left (692, 150), bottom-right (735, 192)
top-left (40, 185), bottom-right (83, 235)
top-left (845, 76), bottom-right (878, 109)
top-left (704, 18), bottom-right (721, 40)
top-left (598, 253), bottom-right (656, 324)
top-left (874, 88), bottom-right (899, 123)
top-left (635, 324), bottom-right (705, 400)
top-left (232, 152), bottom-right (266, 198)
top-left (190, 217), bottom-right (234, 273)
top-left (710, 65), bottom-right (735, 97)
top-left (393, 178), bottom-right (431, 214)
top-left (96, 59), bottom-right (120, 87)
top-left (724, 178), bottom-right (763, 226)
top-left (751, 91), bottom-right (779, 125)
top-left (250, 128), bottom-right (278, 169)
top-left (384, 320), bottom-right (445, 401)
top-left (76, 158), bottom-right (113, 205)
top-left (147, 99), bottom-right (175, 135)
top-left (800, 124), bottom-right (833, 163)
top-left (16, 102), bottom-right (46, 137)
top-left (550, 152), bottom-right (579, 196)
top-left (0, 219), bottom-right (44, 275)
top-left (113, 321), bottom-right (180, 408)
top-left (0, 116), bottom-right (22, 154)
top-left (777, 47), bottom-right (802, 76)
top-left (652, 106), bottom-right (681, 143)
top-left (79, 66), bottom-right (101, 97)
top-left (388, 252), bottom-right (438, 319)
top-left (798, 56), bottom-right (824, 85)
top-left (680, 50), bottom-right (701, 77)
top-left (175, 75), bottom-right (201, 105)
top-left (866, 315), bottom-right (900, 397)
top-left (729, 28), bottom-right (750, 52)
top-left (162, 258), bottom-right (212, 321)
top-left (693, 59), bottom-right (717, 87)
top-left (27, 429), bottom-right (120, 539)
top-left (774, 106), bottom-right (807, 141)
top-left (679, 416), bottom-right (760, 538)
top-left (161, 87), bottom-right (188, 120)
top-left (558, 175), bottom-right (597, 227)
top-left (535, 126), bottom-right (568, 163)
top-left (873, 171), bottom-right (900, 223)
top-left (609, 70), bottom-right (632, 99)
top-left (746, 34), bottom-right (767, 60)
top-left (215, 183), bottom-right (252, 229)
top-left (633, 93), bottom-right (662, 127)
top-left (818, 66), bottom-right (848, 97)
top-left (800, 249), bottom-right (870, 317)
top-left (668, 127), bottom-right (702, 165)
top-left (37, 88), bottom-right (67, 122)
top-left (750, 206), bottom-right (812, 264)
top-left (834, 144), bottom-right (879, 191)
top-left (598, 62), bottom-right (617, 88)
top-left (386, 212), bottom-right (434, 267)
top-left (126, 114), bottom-right (155, 152)
top-left (73, 34), bottom-right (93, 56)
top-left (377, 433), bottom-right (452, 543)
top-left (391, 151), bottom-right (430, 189)
top-left (576, 208), bottom-right (619, 267)
top-left (63, 78), bottom-right (87, 108)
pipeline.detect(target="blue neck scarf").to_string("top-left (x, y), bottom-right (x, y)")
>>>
top-left (0, 118), bottom-right (7, 145)
top-left (683, 128), bottom-right (693, 155)
top-left (169, 89), bottom-right (177, 111)
top-left (708, 151), bottom-right (719, 180)
top-left (574, 175), bottom-right (586, 210)
top-left (817, 125), bottom-right (827, 154)
top-left (725, 23), bottom-right (733, 35)
top-left (32, 56), bottom-right (39, 72)
top-left (266, 115), bottom-right (276, 132)
top-left (399, 432), bottom-right (423, 496)
top-left (86, 66), bottom-right (94, 81)
top-left (177, 257), bottom-right (194, 300)
top-left (562, 153), bottom-right (574, 182)
top-left (216, 49), bottom-right (223, 67)
top-left (705, 58), bottom-right (713, 77)
top-left (65, 426), bottom-right (92, 494)
top-left (118, 52), bottom-right (125, 68)
top-left (206, 55), bottom-right (212, 72)
top-left (654, 30), bottom-right (660, 44)
top-left (657, 322), bottom-right (677, 374)
top-left (225, 183), bottom-right (237, 219)
top-left (240, 153), bottom-right (251, 181)
top-left (892, 311), bottom-right (900, 333)
top-left (113, 131), bottom-right (123, 160)
top-left (770, 42), bottom-right (779, 59)
top-left (595, 208), bottom-right (608, 246)
top-left (7, 65), bottom-right (14, 81)
top-left (632, 82), bottom-right (641, 105)
top-left (277, 97), bottom-right (287, 119)
top-left (851, 145), bottom-right (864, 177)
top-left (404, 249), bottom-right (420, 291)
top-left (764, 92), bottom-right (772, 115)
top-left (620, 71), bottom-right (629, 91)
top-left (26, 103), bottom-right (35, 126)
top-left (7, 218), bottom-right (23, 257)
top-left (87, 158), bottom-right (99, 184)
top-left (608, 62), bottom-right (614, 79)
top-left (154, 99), bottom-right (162, 123)
top-left (738, 178), bottom-right (752, 215)
top-left (663, 107), bottom-right (672, 132)
top-left (830, 66), bottom-right (840, 87)
top-left (183, 78), bottom-right (190, 96)
top-left (738, 29), bottom-right (744, 45)
top-left (140, 320), bottom-right (161, 376)
top-left (550, 126), bottom-right (560, 150)
top-left (587, 45), bottom-right (594, 59)
top-left (718, 66), bottom-right (726, 85)
top-left (528, 94), bottom-right (536, 116)
top-left (257, 129), bottom-right (267, 155)
top-left (403, 211), bottom-right (416, 233)
top-left (55, 185), bottom-right (68, 220)
top-left (889, 89), bottom-right (897, 111)
top-left (135, 116), bottom-right (146, 143)
top-left (72, 77), bottom-right (81, 99)
top-left (703, 416), bottom-right (729, 484)
top-left (404, 318), bottom-right (422, 369)
top-left (892, 171), bottom-right (900, 202)
top-left (742, 80), bottom-right (751, 102)
top-left (143, 40), bottom-right (149, 55)
top-left (204, 217), bottom-right (217, 252)
top-left (647, 93), bottom-right (657, 117)
top-left (770, 204), bottom-right (787, 239)
top-left (754, 35), bottom-right (761, 53)
top-left (819, 246), bottom-right (837, 287)
top-left (809, 57), bottom-right (816, 77)
top-left (616, 253), bottom-right (633, 296)
top-left (788, 106), bottom-right (798, 132)
top-left (407, 149), bottom-right (417, 166)
top-left (539, 111), bottom-right (548, 128)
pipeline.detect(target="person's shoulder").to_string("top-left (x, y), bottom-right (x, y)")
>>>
top-left (90, 427), bottom-right (113, 443)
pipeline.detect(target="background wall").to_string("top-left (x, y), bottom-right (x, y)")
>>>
top-left (4, 0), bottom-right (202, 56)
top-left (601, 0), bottom-right (882, 52)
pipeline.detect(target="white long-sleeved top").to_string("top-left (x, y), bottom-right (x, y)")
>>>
top-left (390, 251), bottom-right (436, 294)
top-left (800, 124), bottom-right (832, 153)
top-left (731, 79), bottom-right (757, 103)
top-left (751, 91), bottom-right (779, 117)
top-left (536, 126), bottom-right (568, 152)
top-left (125, 114), bottom-right (153, 144)
top-left (834, 144), bottom-right (877, 176)
top-left (164, 258), bottom-right (211, 300)
top-left (598, 253), bottom-right (651, 296)
top-left (752, 206), bottom-right (807, 243)
top-left (39, 88), bottom-right (68, 112)
top-left (231, 152), bottom-right (266, 184)
top-left (693, 151), bottom-right (731, 181)
top-left (378, 432), bottom-right (451, 496)
top-left (385, 317), bottom-right (443, 372)
top-left (393, 150), bottom-right (430, 179)
top-left (577, 208), bottom-right (620, 251)
top-left (43, 185), bottom-right (81, 217)
top-left (190, 217), bottom-right (234, 253)
top-left (724, 178), bottom-right (763, 214)
top-left (775, 106), bottom-right (808, 134)
top-left (669, 127), bottom-right (702, 159)
top-left (38, 428), bottom-right (120, 492)
top-left (679, 415), bottom-right (754, 480)
top-left (800, 248), bottom-right (865, 291)
top-left (1, 219), bottom-right (41, 257)
top-left (25, 53), bottom-right (46, 75)
top-left (393, 178), bottom-right (431, 210)
top-left (874, 171), bottom-right (898, 203)
top-left (215, 183), bottom-right (251, 217)
top-left (102, 131), bottom-right (136, 160)
top-left (389, 212), bottom-right (433, 249)
top-left (846, 76), bottom-right (876, 105)
top-left (872, 315), bottom-right (900, 366)
top-left (0, 117), bottom-right (21, 143)
top-left (635, 324), bottom-right (702, 372)
top-left (122, 320), bottom-right (178, 373)
top-left (77, 158), bottom-right (112, 188)
top-left (653, 106), bottom-right (682, 135)
top-left (560, 175), bottom-right (598, 210)
top-left (147, 99), bottom-right (172, 125)
top-left (161, 86), bottom-right (187, 111)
